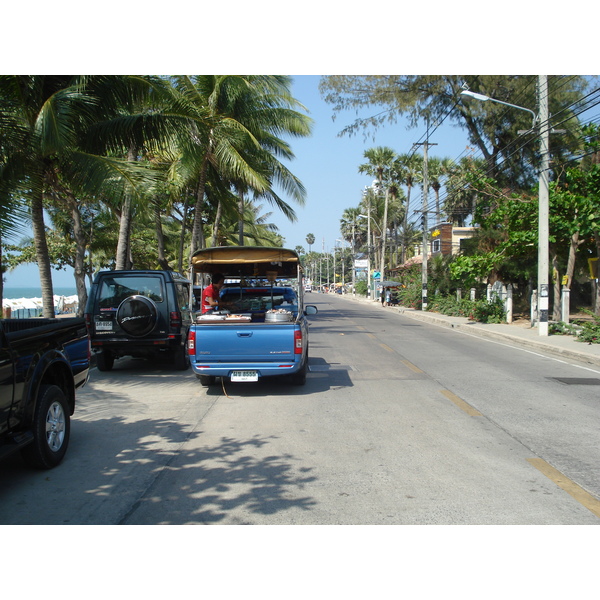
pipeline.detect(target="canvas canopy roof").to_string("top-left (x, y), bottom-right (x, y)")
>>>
top-left (191, 246), bottom-right (303, 278)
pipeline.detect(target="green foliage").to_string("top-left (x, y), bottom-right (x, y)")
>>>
top-left (469, 296), bottom-right (506, 324)
top-left (573, 310), bottom-right (600, 344)
top-left (427, 296), bottom-right (474, 317)
top-left (427, 295), bottom-right (506, 324)
top-left (354, 280), bottom-right (368, 296)
top-left (395, 264), bottom-right (422, 309)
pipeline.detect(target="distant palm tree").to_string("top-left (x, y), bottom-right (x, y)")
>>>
top-left (394, 153), bottom-right (423, 263)
top-left (306, 233), bottom-right (315, 253)
top-left (428, 157), bottom-right (454, 224)
top-left (359, 147), bottom-right (397, 280)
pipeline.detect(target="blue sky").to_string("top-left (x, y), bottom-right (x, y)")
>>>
top-left (276, 75), bottom-right (473, 252)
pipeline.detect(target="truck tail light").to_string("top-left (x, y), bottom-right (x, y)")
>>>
top-left (294, 329), bottom-right (303, 354)
top-left (187, 329), bottom-right (196, 355)
top-left (170, 311), bottom-right (182, 328)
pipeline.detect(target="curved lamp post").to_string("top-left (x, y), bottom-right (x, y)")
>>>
top-left (460, 78), bottom-right (549, 336)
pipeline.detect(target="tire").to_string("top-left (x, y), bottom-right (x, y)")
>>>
top-left (96, 349), bottom-right (114, 372)
top-left (21, 385), bottom-right (70, 469)
top-left (172, 344), bottom-right (190, 371)
top-left (197, 375), bottom-right (216, 387)
top-left (116, 295), bottom-right (158, 337)
top-left (288, 361), bottom-right (307, 386)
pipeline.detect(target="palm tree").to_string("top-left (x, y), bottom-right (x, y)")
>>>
top-left (359, 147), bottom-right (396, 282)
top-left (170, 76), bottom-right (311, 265)
top-left (306, 233), bottom-right (315, 253)
top-left (394, 153), bottom-right (423, 263)
top-left (428, 157), bottom-right (454, 225)
top-left (0, 76), bottom-right (160, 316)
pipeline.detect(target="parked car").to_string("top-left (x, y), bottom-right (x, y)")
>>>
top-left (188, 246), bottom-right (318, 386)
top-left (0, 317), bottom-right (90, 468)
top-left (84, 270), bottom-right (192, 371)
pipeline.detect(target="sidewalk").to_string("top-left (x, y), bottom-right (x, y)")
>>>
top-left (336, 293), bottom-right (600, 369)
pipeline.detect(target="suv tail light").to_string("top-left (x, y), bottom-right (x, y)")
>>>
top-left (170, 311), bottom-right (182, 329)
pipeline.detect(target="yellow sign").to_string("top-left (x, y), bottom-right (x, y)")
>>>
top-left (589, 258), bottom-right (599, 279)
top-left (431, 229), bottom-right (441, 237)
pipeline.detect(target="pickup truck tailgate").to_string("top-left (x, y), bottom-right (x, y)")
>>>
top-left (194, 323), bottom-right (296, 361)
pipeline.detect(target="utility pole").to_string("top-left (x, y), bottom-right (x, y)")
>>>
top-left (414, 125), bottom-right (436, 311)
top-left (538, 75), bottom-right (550, 336)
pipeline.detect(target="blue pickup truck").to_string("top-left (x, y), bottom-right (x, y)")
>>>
top-left (188, 247), bottom-right (318, 386)
top-left (0, 317), bottom-right (90, 468)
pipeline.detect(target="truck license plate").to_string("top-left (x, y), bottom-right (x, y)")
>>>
top-left (231, 370), bottom-right (258, 382)
top-left (95, 321), bottom-right (113, 331)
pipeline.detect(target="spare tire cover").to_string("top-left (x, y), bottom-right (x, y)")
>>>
top-left (116, 295), bottom-right (158, 337)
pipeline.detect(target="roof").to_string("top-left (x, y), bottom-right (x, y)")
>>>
top-left (191, 246), bottom-right (302, 278)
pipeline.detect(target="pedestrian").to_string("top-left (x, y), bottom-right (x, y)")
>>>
top-left (201, 273), bottom-right (227, 313)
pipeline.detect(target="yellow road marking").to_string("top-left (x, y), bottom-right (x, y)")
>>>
top-left (527, 458), bottom-right (600, 518)
top-left (380, 343), bottom-right (395, 353)
top-left (401, 359), bottom-right (424, 374)
top-left (440, 389), bottom-right (482, 416)
top-left (366, 333), bottom-right (376, 339)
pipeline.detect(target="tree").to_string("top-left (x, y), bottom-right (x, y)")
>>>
top-left (393, 153), bottom-right (422, 263)
top-left (0, 76), bottom-right (162, 316)
top-left (320, 75), bottom-right (588, 187)
top-left (170, 76), bottom-right (311, 265)
top-left (306, 233), bottom-right (315, 253)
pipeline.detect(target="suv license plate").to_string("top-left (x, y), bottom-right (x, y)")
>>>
top-left (231, 370), bottom-right (258, 382)
top-left (95, 321), bottom-right (113, 331)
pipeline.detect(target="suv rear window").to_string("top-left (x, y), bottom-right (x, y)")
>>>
top-left (98, 276), bottom-right (164, 308)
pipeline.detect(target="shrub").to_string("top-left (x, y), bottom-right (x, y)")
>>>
top-left (469, 297), bottom-right (506, 324)
top-left (573, 310), bottom-right (600, 344)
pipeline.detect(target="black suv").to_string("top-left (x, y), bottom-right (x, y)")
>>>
top-left (84, 270), bottom-right (192, 371)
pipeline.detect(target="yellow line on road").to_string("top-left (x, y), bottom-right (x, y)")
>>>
top-left (527, 458), bottom-right (600, 518)
top-left (401, 359), bottom-right (424, 373)
top-left (380, 343), bottom-right (395, 353)
top-left (439, 389), bottom-right (482, 416)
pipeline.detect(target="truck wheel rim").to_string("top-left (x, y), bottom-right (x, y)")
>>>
top-left (45, 401), bottom-right (66, 452)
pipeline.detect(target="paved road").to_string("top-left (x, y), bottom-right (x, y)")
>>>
top-left (1, 293), bottom-right (599, 525)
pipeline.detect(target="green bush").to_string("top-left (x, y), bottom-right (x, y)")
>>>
top-left (573, 310), bottom-right (600, 344)
top-left (427, 294), bottom-right (507, 324)
top-left (427, 296), bottom-right (473, 317)
top-left (354, 280), bottom-right (368, 297)
top-left (469, 297), bottom-right (506, 324)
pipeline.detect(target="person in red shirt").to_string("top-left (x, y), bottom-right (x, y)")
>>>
top-left (201, 273), bottom-right (226, 313)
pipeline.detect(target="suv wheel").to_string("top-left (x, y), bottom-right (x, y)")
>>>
top-left (96, 349), bottom-right (114, 371)
top-left (116, 295), bottom-right (158, 337)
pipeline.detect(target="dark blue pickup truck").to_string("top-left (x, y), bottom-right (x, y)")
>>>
top-left (0, 317), bottom-right (90, 469)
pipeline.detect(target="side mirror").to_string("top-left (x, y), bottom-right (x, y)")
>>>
top-left (304, 305), bottom-right (318, 315)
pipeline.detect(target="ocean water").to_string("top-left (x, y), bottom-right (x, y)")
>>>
top-left (3, 286), bottom-right (78, 300)
top-left (3, 287), bottom-right (80, 318)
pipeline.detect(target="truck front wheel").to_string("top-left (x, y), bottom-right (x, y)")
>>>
top-left (22, 385), bottom-right (70, 469)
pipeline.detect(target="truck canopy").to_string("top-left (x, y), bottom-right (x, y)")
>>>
top-left (191, 246), bottom-right (302, 279)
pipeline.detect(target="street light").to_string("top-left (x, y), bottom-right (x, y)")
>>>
top-left (460, 89), bottom-right (537, 128)
top-left (461, 79), bottom-right (549, 336)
